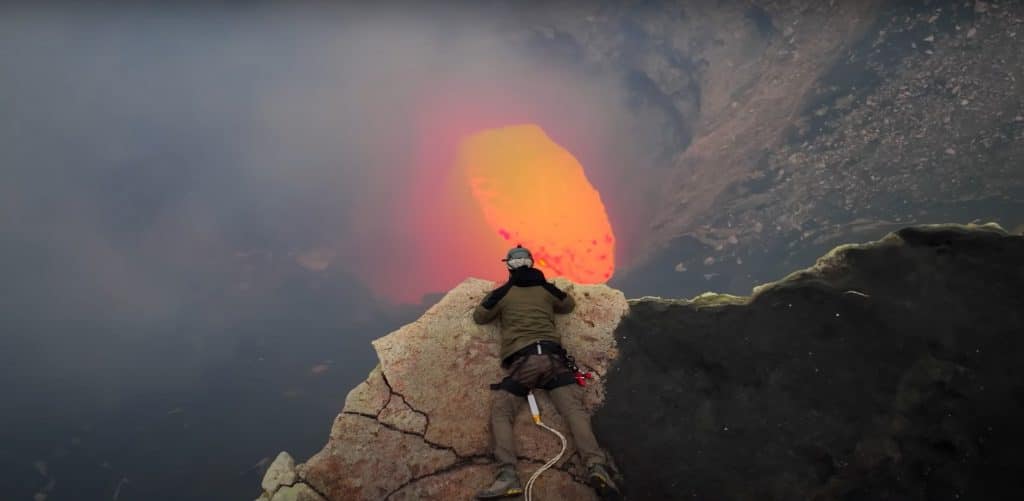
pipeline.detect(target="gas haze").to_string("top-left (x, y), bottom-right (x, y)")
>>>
top-left (4, 2), bottom-right (1021, 499)
top-left (0, 5), bottom-right (666, 494)
top-left (259, 10), bottom-right (663, 301)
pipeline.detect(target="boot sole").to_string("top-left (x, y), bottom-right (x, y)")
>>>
top-left (589, 476), bottom-right (623, 501)
top-left (475, 487), bottom-right (523, 499)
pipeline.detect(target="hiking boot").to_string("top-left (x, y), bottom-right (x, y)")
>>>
top-left (475, 465), bottom-right (523, 499)
top-left (587, 463), bottom-right (622, 500)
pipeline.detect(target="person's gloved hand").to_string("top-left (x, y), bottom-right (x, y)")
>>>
top-left (552, 278), bottom-right (575, 294)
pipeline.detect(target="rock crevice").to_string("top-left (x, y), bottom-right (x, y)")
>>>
top-left (258, 278), bottom-right (628, 500)
top-left (258, 224), bottom-right (1023, 500)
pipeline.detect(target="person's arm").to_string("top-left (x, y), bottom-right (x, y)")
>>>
top-left (553, 290), bottom-right (575, 314)
top-left (543, 282), bottom-right (575, 314)
top-left (472, 291), bottom-right (503, 324)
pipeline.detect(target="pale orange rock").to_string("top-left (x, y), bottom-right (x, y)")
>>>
top-left (341, 365), bottom-right (389, 416)
top-left (388, 464), bottom-right (596, 501)
top-left (261, 277), bottom-right (628, 500)
top-left (304, 414), bottom-right (458, 499)
top-left (378, 394), bottom-right (427, 435)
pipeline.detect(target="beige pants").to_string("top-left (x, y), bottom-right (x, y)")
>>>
top-left (490, 353), bottom-right (606, 467)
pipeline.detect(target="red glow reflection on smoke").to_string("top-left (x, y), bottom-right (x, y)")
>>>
top-left (348, 80), bottom-right (621, 304)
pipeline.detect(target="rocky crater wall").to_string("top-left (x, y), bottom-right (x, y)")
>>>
top-left (597, 224), bottom-right (1024, 500)
top-left (258, 224), bottom-right (1024, 500)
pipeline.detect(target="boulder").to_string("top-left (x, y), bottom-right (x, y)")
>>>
top-left (259, 224), bottom-right (1024, 500)
top-left (256, 451), bottom-right (324, 501)
top-left (261, 452), bottom-right (297, 494)
top-left (264, 278), bottom-right (628, 500)
top-left (270, 483), bottom-right (326, 501)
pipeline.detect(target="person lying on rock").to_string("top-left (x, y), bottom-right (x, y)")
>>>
top-left (472, 245), bottom-right (621, 500)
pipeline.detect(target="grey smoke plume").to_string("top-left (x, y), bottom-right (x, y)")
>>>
top-left (0, 3), bottom-right (669, 412)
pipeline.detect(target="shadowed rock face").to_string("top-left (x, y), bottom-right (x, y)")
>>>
top-left (257, 278), bottom-right (629, 500)
top-left (258, 224), bottom-right (1023, 500)
top-left (595, 224), bottom-right (1024, 500)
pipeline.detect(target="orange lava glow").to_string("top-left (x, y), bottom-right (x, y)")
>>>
top-left (457, 124), bottom-right (615, 283)
top-left (348, 119), bottom-right (617, 304)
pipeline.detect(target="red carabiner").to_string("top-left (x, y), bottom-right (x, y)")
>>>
top-left (574, 371), bottom-right (594, 386)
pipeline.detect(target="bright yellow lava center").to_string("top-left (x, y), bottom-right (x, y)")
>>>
top-left (456, 124), bottom-right (615, 283)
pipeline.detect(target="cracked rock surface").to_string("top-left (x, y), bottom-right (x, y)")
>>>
top-left (260, 452), bottom-right (297, 494)
top-left (260, 278), bottom-right (628, 500)
top-left (255, 451), bottom-right (325, 501)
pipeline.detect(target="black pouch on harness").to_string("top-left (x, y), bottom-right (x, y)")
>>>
top-left (488, 361), bottom-right (578, 396)
top-left (537, 369), bottom-right (577, 391)
top-left (490, 377), bottom-right (530, 397)
top-left (490, 342), bottom-right (579, 395)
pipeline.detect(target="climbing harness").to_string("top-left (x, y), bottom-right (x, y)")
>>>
top-left (490, 342), bottom-right (594, 396)
top-left (487, 342), bottom-right (594, 499)
top-left (524, 391), bottom-right (567, 501)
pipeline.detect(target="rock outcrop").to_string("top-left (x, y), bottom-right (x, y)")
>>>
top-left (257, 278), bottom-right (628, 500)
top-left (596, 224), bottom-right (1024, 500)
top-left (261, 224), bottom-right (1024, 500)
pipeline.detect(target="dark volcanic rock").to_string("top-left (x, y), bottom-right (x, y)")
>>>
top-left (595, 224), bottom-right (1024, 500)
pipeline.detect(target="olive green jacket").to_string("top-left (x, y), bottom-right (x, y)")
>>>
top-left (473, 278), bottom-right (575, 360)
